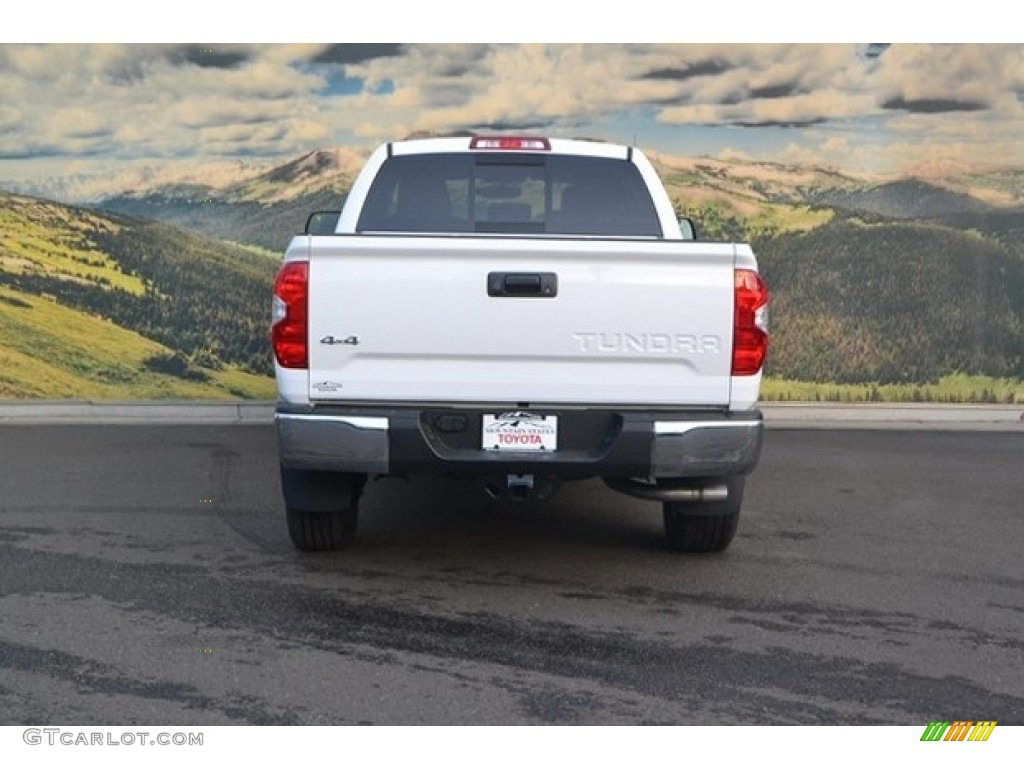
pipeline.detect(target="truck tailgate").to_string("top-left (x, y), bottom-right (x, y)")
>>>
top-left (306, 236), bottom-right (736, 407)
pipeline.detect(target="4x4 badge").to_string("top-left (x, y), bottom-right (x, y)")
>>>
top-left (320, 335), bottom-right (360, 345)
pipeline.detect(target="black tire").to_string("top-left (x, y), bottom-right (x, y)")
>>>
top-left (280, 467), bottom-right (365, 552)
top-left (663, 476), bottom-right (744, 553)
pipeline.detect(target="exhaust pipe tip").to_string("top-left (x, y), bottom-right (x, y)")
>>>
top-left (604, 477), bottom-right (730, 502)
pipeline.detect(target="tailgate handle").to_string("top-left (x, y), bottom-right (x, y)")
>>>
top-left (488, 272), bottom-right (558, 298)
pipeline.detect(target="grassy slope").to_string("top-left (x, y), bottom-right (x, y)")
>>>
top-left (0, 190), bottom-right (275, 399)
top-left (0, 286), bottom-right (272, 399)
top-left (0, 195), bottom-right (146, 293)
top-left (660, 165), bottom-right (836, 241)
top-left (762, 374), bottom-right (1024, 404)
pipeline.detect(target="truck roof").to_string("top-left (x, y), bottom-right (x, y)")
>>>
top-left (389, 136), bottom-right (632, 161)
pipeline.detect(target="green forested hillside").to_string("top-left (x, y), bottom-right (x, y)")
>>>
top-left (808, 179), bottom-right (996, 219)
top-left (936, 210), bottom-right (1024, 260)
top-left (87, 218), bottom-right (277, 374)
top-left (757, 217), bottom-right (1024, 384)
top-left (0, 191), bottom-right (275, 398)
top-left (99, 187), bottom-right (345, 253)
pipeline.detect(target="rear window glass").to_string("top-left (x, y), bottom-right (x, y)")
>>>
top-left (356, 152), bottom-right (661, 237)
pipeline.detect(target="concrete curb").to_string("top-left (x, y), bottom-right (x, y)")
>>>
top-left (0, 401), bottom-right (1021, 431)
top-left (0, 401), bottom-right (274, 426)
top-left (762, 403), bottom-right (1024, 431)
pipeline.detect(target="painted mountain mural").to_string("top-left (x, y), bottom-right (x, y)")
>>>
top-left (0, 44), bottom-right (1021, 400)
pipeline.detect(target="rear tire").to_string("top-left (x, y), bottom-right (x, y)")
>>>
top-left (287, 505), bottom-right (358, 552)
top-left (663, 476), bottom-right (744, 553)
top-left (281, 467), bottom-right (365, 552)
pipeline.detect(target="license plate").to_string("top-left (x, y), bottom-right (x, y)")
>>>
top-left (482, 412), bottom-right (558, 452)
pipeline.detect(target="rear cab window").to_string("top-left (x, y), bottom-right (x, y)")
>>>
top-left (356, 153), bottom-right (662, 237)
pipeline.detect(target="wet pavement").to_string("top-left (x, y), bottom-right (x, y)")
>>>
top-left (1, 426), bottom-right (1021, 724)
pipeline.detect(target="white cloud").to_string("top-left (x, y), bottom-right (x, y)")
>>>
top-left (821, 136), bottom-right (849, 154)
top-left (0, 43), bottom-right (1020, 181)
top-left (874, 44), bottom-right (1023, 106)
top-left (0, 44), bottom-right (333, 167)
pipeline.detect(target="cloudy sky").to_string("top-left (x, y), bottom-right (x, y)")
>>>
top-left (0, 40), bottom-right (1020, 186)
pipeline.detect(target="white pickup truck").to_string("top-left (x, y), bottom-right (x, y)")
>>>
top-left (272, 136), bottom-right (768, 553)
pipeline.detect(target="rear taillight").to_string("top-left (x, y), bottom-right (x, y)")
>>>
top-left (732, 269), bottom-right (769, 376)
top-left (272, 261), bottom-right (308, 369)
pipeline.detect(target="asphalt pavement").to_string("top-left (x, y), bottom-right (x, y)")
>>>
top-left (0, 424), bottom-right (1021, 724)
